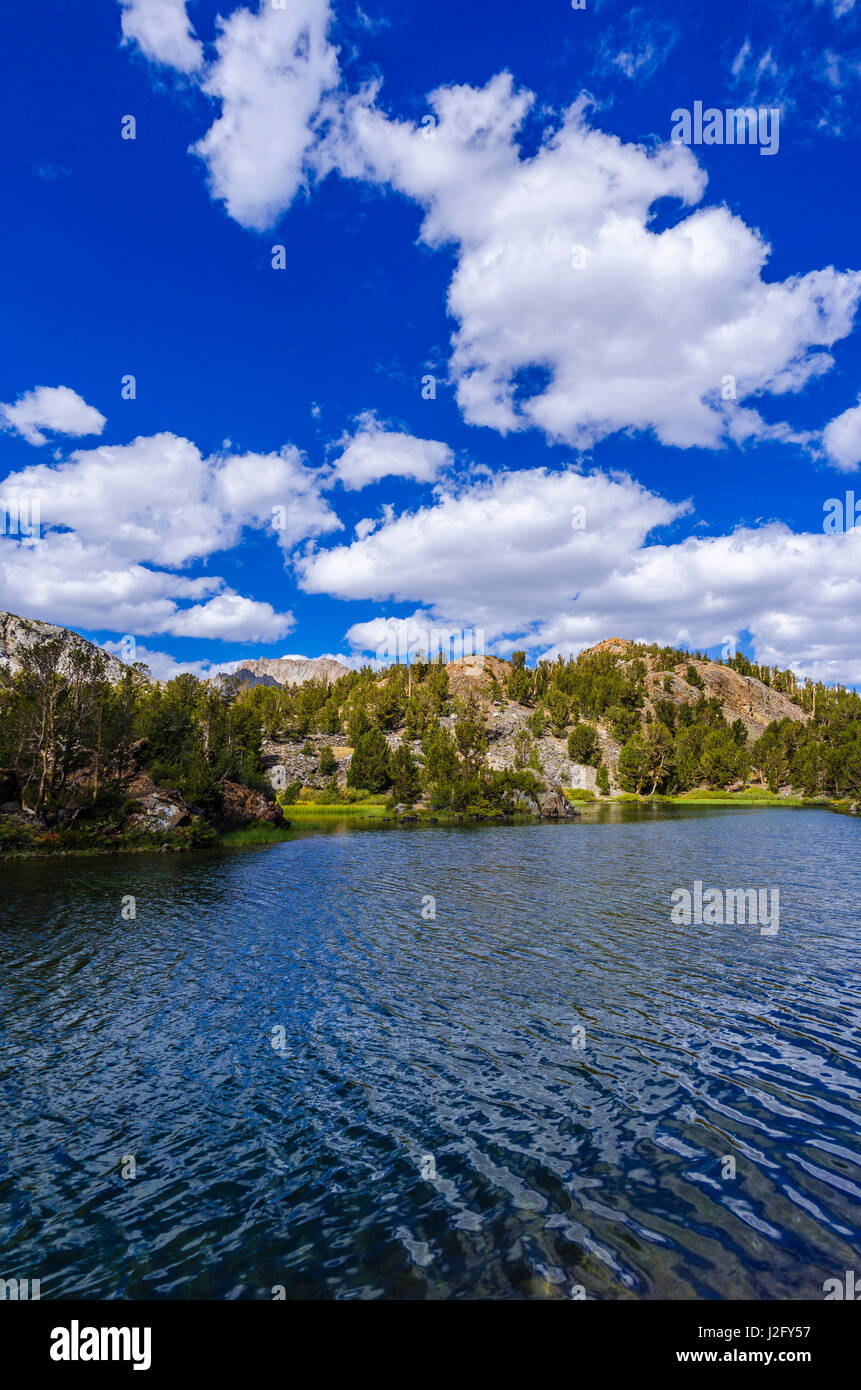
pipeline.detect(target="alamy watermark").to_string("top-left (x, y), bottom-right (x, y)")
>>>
top-left (823, 491), bottom-right (860, 533)
top-left (0, 497), bottom-right (40, 539)
top-left (823, 1271), bottom-right (861, 1299)
top-left (671, 103), bottom-right (780, 156)
top-left (0, 1277), bottom-right (40, 1300)
top-left (670, 881), bottom-right (779, 936)
top-left (376, 624), bottom-right (485, 668)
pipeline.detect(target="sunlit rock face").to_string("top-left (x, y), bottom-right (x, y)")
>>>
top-left (0, 610), bottom-right (128, 682)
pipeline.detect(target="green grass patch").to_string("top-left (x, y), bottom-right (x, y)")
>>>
top-left (563, 788), bottom-right (598, 802)
top-left (612, 789), bottom-right (823, 807)
top-left (672, 787), bottom-right (780, 802)
top-left (666, 792), bottom-right (815, 807)
top-left (282, 802), bottom-right (391, 819)
top-left (219, 824), bottom-right (294, 846)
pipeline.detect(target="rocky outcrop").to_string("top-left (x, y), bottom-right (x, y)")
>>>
top-left (537, 790), bottom-right (580, 818)
top-left (215, 780), bottom-right (286, 831)
top-left (514, 787), bottom-right (579, 818)
top-left (641, 660), bottom-right (806, 742)
top-left (121, 766), bottom-right (284, 836)
top-left (480, 701), bottom-right (619, 787)
top-left (261, 735), bottom-right (353, 791)
top-left (123, 775), bottom-right (191, 834)
top-left (689, 662), bottom-right (805, 740)
top-left (445, 655), bottom-right (512, 699)
top-left (0, 611), bottom-right (129, 682)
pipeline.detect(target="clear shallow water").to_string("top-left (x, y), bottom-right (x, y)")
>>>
top-left (0, 804), bottom-right (859, 1300)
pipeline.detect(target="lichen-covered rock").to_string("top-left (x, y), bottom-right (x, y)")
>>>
top-left (119, 778), bottom-right (189, 828)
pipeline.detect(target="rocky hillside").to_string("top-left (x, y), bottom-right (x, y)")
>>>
top-left (1, 610), bottom-right (846, 843)
top-left (0, 611), bottom-right (128, 681)
top-left (260, 640), bottom-right (810, 799)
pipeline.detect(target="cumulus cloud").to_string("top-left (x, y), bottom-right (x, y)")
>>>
top-left (166, 592), bottom-right (293, 641)
top-left (328, 412), bottom-right (453, 490)
top-left (0, 431), bottom-right (337, 640)
top-left (298, 465), bottom-right (688, 631)
top-left (192, 0), bottom-right (338, 230)
top-left (1, 386), bottom-right (106, 446)
top-left (120, 15), bottom-right (861, 461)
top-left (119, 0), bottom-right (203, 73)
top-left (3, 432), bottom-right (339, 567)
top-left (296, 463), bottom-right (861, 685)
top-left (320, 74), bottom-right (861, 450)
top-left (101, 641), bottom-right (235, 682)
top-left (823, 398), bottom-right (861, 470)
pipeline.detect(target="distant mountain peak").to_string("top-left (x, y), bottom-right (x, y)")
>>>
top-left (217, 655), bottom-right (352, 689)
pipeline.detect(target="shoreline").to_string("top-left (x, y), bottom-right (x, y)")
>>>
top-left (2, 792), bottom-right (853, 860)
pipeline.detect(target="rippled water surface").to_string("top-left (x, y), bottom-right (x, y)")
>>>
top-left (1, 805), bottom-right (859, 1300)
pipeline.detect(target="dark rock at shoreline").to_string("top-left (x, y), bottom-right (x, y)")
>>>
top-left (215, 780), bottom-right (286, 831)
top-left (537, 790), bottom-right (579, 818)
top-left (514, 787), bottom-right (580, 818)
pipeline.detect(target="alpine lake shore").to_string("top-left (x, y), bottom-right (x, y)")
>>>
top-left (5, 788), bottom-right (849, 861)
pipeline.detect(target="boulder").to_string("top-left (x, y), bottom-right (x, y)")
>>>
top-left (216, 780), bottom-right (286, 830)
top-left (513, 788), bottom-right (579, 818)
top-left (126, 790), bottom-right (190, 834)
top-left (121, 771), bottom-right (190, 833)
top-left (537, 790), bottom-right (580, 819)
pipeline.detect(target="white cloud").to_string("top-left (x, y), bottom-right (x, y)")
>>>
top-left (119, 0), bottom-right (203, 73)
top-left (320, 75), bottom-right (861, 450)
top-left (0, 430), bottom-right (338, 641)
top-left (0, 531), bottom-right (217, 636)
top-left (3, 432), bottom-right (339, 567)
top-left (297, 463), bottom-right (861, 685)
top-left (823, 398), bottom-right (861, 470)
top-left (1, 386), bottom-right (106, 446)
top-left (215, 445), bottom-right (343, 549)
top-left (192, 0), bottom-right (338, 230)
top-left (166, 593), bottom-right (293, 641)
top-left (328, 412), bottom-right (453, 490)
top-left (529, 525), bottom-right (861, 687)
top-left (298, 465), bottom-right (687, 630)
top-left (101, 640), bottom-right (230, 681)
top-left (595, 10), bottom-right (679, 82)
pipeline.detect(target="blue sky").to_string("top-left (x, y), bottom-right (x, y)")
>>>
top-left (2, 0), bottom-right (861, 682)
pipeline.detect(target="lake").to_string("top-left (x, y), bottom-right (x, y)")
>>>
top-left (1, 804), bottom-right (859, 1300)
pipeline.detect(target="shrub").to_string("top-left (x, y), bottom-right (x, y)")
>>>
top-left (567, 722), bottom-right (601, 766)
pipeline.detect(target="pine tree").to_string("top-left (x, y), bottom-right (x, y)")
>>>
top-left (347, 727), bottom-right (391, 792)
top-left (390, 743), bottom-right (421, 803)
